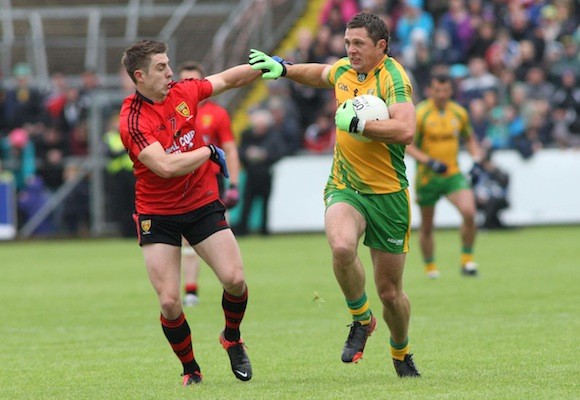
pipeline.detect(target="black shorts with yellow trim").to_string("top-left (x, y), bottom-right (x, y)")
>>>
top-left (134, 200), bottom-right (228, 247)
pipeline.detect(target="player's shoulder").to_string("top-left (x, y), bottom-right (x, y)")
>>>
top-left (176, 78), bottom-right (214, 100)
top-left (169, 79), bottom-right (190, 92)
top-left (384, 54), bottom-right (402, 67)
top-left (121, 91), bottom-right (137, 106)
top-left (447, 100), bottom-right (469, 118)
top-left (171, 78), bottom-right (206, 92)
top-left (329, 57), bottom-right (354, 80)
top-left (382, 56), bottom-right (408, 74)
top-left (416, 99), bottom-right (434, 116)
top-left (120, 92), bottom-right (145, 120)
top-left (119, 92), bottom-right (159, 132)
top-left (333, 57), bottom-right (351, 69)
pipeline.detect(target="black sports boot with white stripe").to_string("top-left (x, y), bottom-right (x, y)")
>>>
top-left (219, 332), bottom-right (252, 381)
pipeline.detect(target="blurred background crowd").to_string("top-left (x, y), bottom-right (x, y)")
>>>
top-left (0, 0), bottom-right (579, 237)
top-left (267, 0), bottom-right (580, 156)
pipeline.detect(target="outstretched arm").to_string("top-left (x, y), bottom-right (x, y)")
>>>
top-left (284, 63), bottom-right (333, 89)
top-left (206, 65), bottom-right (262, 96)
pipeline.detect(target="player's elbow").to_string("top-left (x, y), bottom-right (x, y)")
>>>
top-left (151, 163), bottom-right (177, 179)
top-left (154, 169), bottom-right (174, 179)
top-left (400, 128), bottom-right (414, 145)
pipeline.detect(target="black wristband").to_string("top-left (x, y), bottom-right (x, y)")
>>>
top-left (207, 144), bottom-right (217, 160)
top-left (272, 55), bottom-right (289, 77)
top-left (348, 117), bottom-right (360, 133)
top-left (207, 143), bottom-right (214, 153)
top-left (229, 183), bottom-right (238, 190)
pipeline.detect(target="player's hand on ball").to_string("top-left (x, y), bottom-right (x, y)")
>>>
top-left (207, 144), bottom-right (229, 178)
top-left (427, 158), bottom-right (448, 174)
top-left (248, 49), bottom-right (287, 80)
top-left (222, 185), bottom-right (240, 208)
top-left (335, 99), bottom-right (366, 138)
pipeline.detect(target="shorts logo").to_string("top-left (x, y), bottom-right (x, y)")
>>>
top-left (175, 101), bottom-right (191, 118)
top-left (141, 219), bottom-right (152, 234)
top-left (387, 237), bottom-right (404, 246)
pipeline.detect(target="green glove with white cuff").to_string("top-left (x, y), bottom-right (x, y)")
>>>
top-left (335, 100), bottom-right (368, 140)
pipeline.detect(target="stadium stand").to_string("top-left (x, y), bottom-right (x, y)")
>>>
top-left (0, 0), bottom-right (307, 238)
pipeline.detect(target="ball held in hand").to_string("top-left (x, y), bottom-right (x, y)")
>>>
top-left (352, 94), bottom-right (390, 121)
top-left (347, 95), bottom-right (390, 142)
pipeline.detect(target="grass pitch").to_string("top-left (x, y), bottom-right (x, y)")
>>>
top-left (0, 226), bottom-right (578, 399)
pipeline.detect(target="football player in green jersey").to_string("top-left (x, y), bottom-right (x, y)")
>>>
top-left (406, 74), bottom-right (483, 278)
top-left (249, 11), bottom-right (420, 377)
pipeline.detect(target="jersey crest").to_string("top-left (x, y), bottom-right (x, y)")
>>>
top-left (175, 101), bottom-right (191, 118)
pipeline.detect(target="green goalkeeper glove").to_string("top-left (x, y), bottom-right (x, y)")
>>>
top-left (249, 49), bottom-right (287, 80)
top-left (335, 99), bottom-right (366, 135)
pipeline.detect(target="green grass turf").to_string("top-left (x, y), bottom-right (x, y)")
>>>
top-left (0, 226), bottom-right (578, 399)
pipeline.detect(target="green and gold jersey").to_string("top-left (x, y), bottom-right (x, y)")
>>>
top-left (326, 55), bottom-right (413, 194)
top-left (414, 98), bottom-right (473, 184)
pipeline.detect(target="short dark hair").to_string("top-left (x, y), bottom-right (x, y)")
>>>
top-left (121, 40), bottom-right (168, 83)
top-left (346, 12), bottom-right (390, 54)
top-left (177, 61), bottom-right (204, 77)
top-left (431, 73), bottom-right (452, 85)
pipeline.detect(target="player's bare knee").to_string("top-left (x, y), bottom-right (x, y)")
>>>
top-left (330, 242), bottom-right (357, 265)
top-left (460, 203), bottom-right (477, 220)
top-left (221, 272), bottom-right (246, 294)
top-left (462, 211), bottom-right (477, 225)
top-left (377, 286), bottom-right (402, 307)
top-left (160, 296), bottom-right (182, 318)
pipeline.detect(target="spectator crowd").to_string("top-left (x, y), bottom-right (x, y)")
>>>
top-left (0, 65), bottom-right (100, 236)
top-left (270, 0), bottom-right (580, 156)
top-left (1, 0), bottom-right (579, 236)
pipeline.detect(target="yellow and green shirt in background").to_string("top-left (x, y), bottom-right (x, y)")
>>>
top-left (327, 55), bottom-right (413, 194)
top-left (414, 98), bottom-right (473, 185)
